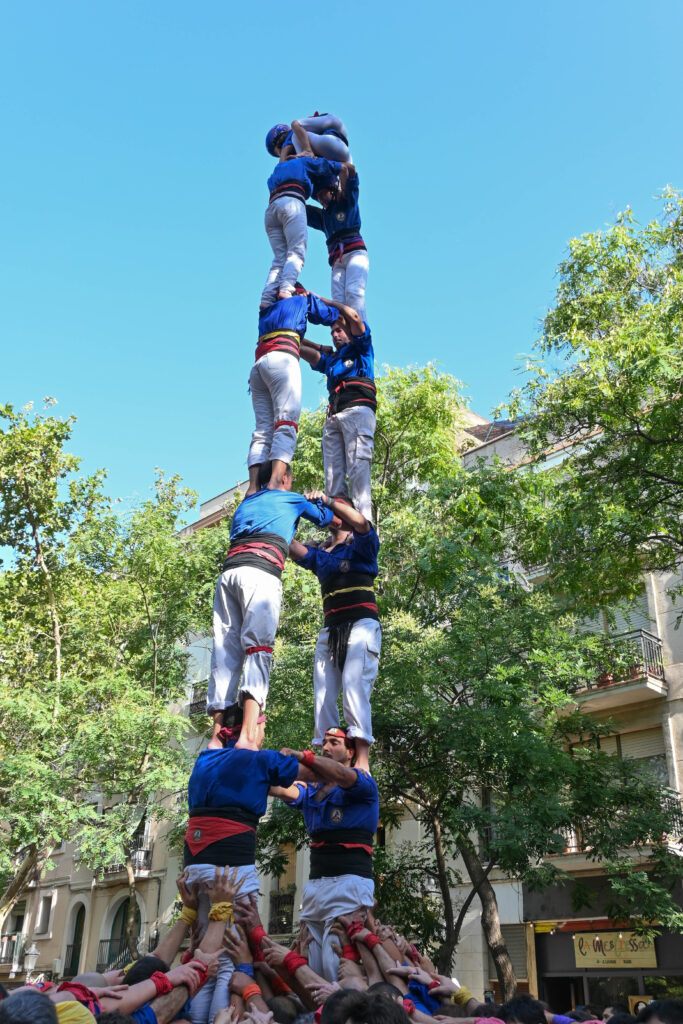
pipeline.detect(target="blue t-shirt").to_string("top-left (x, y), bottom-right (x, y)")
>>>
top-left (258, 294), bottom-right (338, 338)
top-left (313, 324), bottom-right (374, 393)
top-left (267, 157), bottom-right (342, 201)
top-left (306, 172), bottom-right (362, 242)
top-left (230, 489), bottom-right (334, 546)
top-left (131, 1005), bottom-right (158, 1024)
top-left (188, 745), bottom-right (299, 816)
top-left (285, 768), bottom-right (379, 834)
top-left (296, 527), bottom-right (379, 581)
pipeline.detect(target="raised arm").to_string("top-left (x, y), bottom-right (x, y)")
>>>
top-left (291, 120), bottom-right (314, 156)
top-left (299, 341), bottom-right (322, 368)
top-left (305, 491), bottom-right (370, 534)
top-left (281, 747), bottom-right (358, 789)
top-left (315, 297), bottom-right (365, 336)
top-left (288, 538), bottom-right (309, 560)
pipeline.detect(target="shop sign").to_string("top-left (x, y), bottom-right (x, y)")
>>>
top-left (573, 931), bottom-right (657, 968)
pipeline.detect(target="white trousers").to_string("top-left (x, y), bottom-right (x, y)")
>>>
top-left (207, 566), bottom-right (282, 712)
top-left (248, 352), bottom-right (301, 467)
top-left (331, 249), bottom-right (369, 322)
top-left (262, 197), bottom-right (307, 305)
top-left (185, 864), bottom-right (260, 1024)
top-left (313, 618), bottom-right (381, 746)
top-left (323, 405), bottom-right (376, 521)
top-left (301, 875), bottom-right (374, 981)
top-left (294, 114), bottom-right (351, 162)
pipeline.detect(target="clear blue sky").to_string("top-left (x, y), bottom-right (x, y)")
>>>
top-left (3, 0), bottom-right (682, 512)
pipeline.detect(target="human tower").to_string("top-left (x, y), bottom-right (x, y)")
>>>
top-left (183, 112), bottom-right (382, 1018)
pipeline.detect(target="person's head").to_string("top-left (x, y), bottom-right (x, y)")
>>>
top-left (315, 183), bottom-right (339, 208)
top-left (0, 989), bottom-right (58, 1024)
top-left (257, 461), bottom-right (293, 491)
top-left (322, 496), bottom-right (355, 549)
top-left (266, 123), bottom-right (291, 157)
top-left (72, 974), bottom-right (107, 989)
top-left (367, 983), bottom-right (403, 1005)
top-left (267, 996), bottom-right (299, 1024)
top-left (502, 995), bottom-right (547, 1024)
top-left (568, 1012), bottom-right (594, 1021)
top-left (219, 705), bottom-right (267, 749)
top-left (603, 1006), bottom-right (629, 1022)
top-left (322, 726), bottom-right (355, 766)
top-left (638, 1001), bottom-right (683, 1024)
top-left (607, 1014), bottom-right (635, 1024)
top-left (293, 282), bottom-right (308, 296)
top-left (331, 317), bottom-right (352, 350)
top-left (120, 955), bottom-right (169, 986)
top-left (472, 1007), bottom-right (505, 1020)
top-left (322, 991), bottom-right (408, 1024)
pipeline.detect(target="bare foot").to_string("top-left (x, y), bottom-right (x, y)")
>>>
top-left (234, 736), bottom-right (259, 751)
top-left (208, 713), bottom-right (225, 750)
top-left (244, 486), bottom-right (257, 497)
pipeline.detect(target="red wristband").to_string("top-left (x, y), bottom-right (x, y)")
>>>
top-left (314, 1007), bottom-right (323, 1024)
top-left (429, 980), bottom-right (441, 990)
top-left (282, 951), bottom-right (308, 975)
top-left (301, 749), bottom-right (316, 768)
top-left (403, 998), bottom-right (416, 1016)
top-left (346, 920), bottom-right (364, 939)
top-left (363, 933), bottom-right (382, 950)
top-left (250, 925), bottom-right (267, 950)
top-left (242, 983), bottom-right (263, 1002)
top-left (271, 974), bottom-right (292, 995)
top-left (342, 944), bottom-right (362, 961)
top-left (151, 971), bottom-right (173, 996)
top-left (189, 960), bottom-right (209, 988)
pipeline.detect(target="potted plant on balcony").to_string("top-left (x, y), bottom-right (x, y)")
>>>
top-left (596, 636), bottom-right (615, 686)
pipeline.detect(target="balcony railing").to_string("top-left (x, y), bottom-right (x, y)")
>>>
top-left (96, 937), bottom-right (141, 973)
top-left (0, 934), bottom-right (24, 968)
top-left (574, 629), bottom-right (665, 692)
top-left (269, 891), bottom-right (295, 936)
top-left (102, 844), bottom-right (153, 874)
top-left (189, 683), bottom-right (208, 717)
top-left (63, 943), bottom-right (81, 978)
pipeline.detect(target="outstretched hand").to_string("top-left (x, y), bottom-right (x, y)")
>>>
top-left (234, 892), bottom-right (263, 933)
top-left (177, 871), bottom-right (200, 911)
top-left (223, 924), bottom-right (253, 965)
top-left (208, 865), bottom-right (246, 904)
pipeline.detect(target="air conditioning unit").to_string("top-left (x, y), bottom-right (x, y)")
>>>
top-left (53, 958), bottom-right (62, 976)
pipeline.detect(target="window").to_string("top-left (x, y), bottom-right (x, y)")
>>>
top-left (35, 894), bottom-right (52, 935)
top-left (487, 924), bottom-right (527, 980)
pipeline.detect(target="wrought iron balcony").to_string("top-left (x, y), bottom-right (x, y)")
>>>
top-left (269, 891), bottom-right (295, 936)
top-left (574, 629), bottom-right (665, 692)
top-left (0, 934), bottom-right (24, 967)
top-left (102, 843), bottom-right (153, 874)
top-left (189, 683), bottom-right (208, 717)
top-left (96, 937), bottom-right (140, 973)
top-left (63, 943), bottom-right (81, 978)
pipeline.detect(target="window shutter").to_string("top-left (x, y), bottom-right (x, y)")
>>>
top-left (487, 924), bottom-right (527, 980)
top-left (620, 728), bottom-right (665, 759)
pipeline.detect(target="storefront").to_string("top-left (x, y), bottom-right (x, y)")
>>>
top-left (533, 921), bottom-right (683, 1011)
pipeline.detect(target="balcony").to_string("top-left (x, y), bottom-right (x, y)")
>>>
top-left (189, 683), bottom-right (208, 717)
top-left (269, 891), bottom-right (295, 937)
top-left (63, 943), bottom-right (81, 978)
top-left (571, 629), bottom-right (667, 711)
top-left (96, 937), bottom-right (136, 973)
top-left (0, 934), bottom-right (24, 969)
top-left (102, 844), bottom-right (153, 875)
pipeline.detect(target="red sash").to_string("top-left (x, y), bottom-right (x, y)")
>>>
top-left (185, 816), bottom-right (255, 856)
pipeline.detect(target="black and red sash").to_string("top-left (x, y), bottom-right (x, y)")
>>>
top-left (255, 329), bottom-right (301, 362)
top-left (223, 531), bottom-right (288, 580)
top-left (327, 233), bottom-right (367, 267)
top-left (321, 570), bottom-right (379, 628)
top-left (327, 376), bottom-right (377, 416)
top-left (309, 827), bottom-right (374, 879)
top-left (184, 806), bottom-right (259, 867)
top-left (269, 181), bottom-right (307, 204)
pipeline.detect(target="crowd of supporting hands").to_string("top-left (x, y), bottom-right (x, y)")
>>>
top-left (3, 867), bottom-right (668, 1024)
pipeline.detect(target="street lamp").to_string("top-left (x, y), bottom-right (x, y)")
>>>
top-left (23, 943), bottom-right (40, 983)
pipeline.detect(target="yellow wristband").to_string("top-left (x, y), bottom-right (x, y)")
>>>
top-left (452, 987), bottom-right (473, 1006)
top-left (180, 906), bottom-right (198, 925)
top-left (209, 901), bottom-right (234, 922)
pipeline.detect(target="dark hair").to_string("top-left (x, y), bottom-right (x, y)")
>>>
top-left (472, 1007), bottom-right (505, 1020)
top-left (605, 1007), bottom-right (630, 1018)
top-left (257, 461), bottom-right (292, 489)
top-left (639, 1001), bottom-right (683, 1024)
top-left (97, 1014), bottom-right (140, 1024)
top-left (608, 1014), bottom-right (635, 1024)
top-left (268, 996), bottom-right (299, 1024)
top-left (323, 992), bottom-right (409, 1024)
top-left (0, 990), bottom-right (58, 1024)
top-left (222, 704), bottom-right (244, 729)
top-left (502, 995), bottom-right (547, 1024)
top-left (367, 983), bottom-right (403, 1001)
top-left (121, 954), bottom-right (169, 986)
top-left (567, 1012), bottom-right (594, 1021)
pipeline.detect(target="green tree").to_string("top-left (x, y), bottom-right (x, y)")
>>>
top-left (260, 367), bottom-right (683, 997)
top-left (0, 402), bottom-right (227, 952)
top-left (505, 188), bottom-right (683, 607)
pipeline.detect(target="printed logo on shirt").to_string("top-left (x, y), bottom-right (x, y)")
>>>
top-left (193, 829), bottom-right (202, 841)
top-left (339, 560), bottom-right (350, 573)
top-left (344, 359), bottom-right (354, 368)
top-left (335, 211), bottom-right (346, 222)
top-left (330, 808), bottom-right (344, 823)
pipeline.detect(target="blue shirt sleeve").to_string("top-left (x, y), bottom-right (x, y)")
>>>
top-left (306, 295), bottom-right (339, 327)
top-left (132, 1006), bottom-right (158, 1024)
top-left (353, 527), bottom-right (379, 557)
top-left (299, 497), bottom-right (334, 528)
top-left (348, 768), bottom-right (379, 803)
top-left (283, 782), bottom-right (307, 808)
top-left (306, 204), bottom-right (323, 231)
top-left (312, 351), bottom-right (331, 376)
top-left (348, 324), bottom-right (372, 355)
top-left (295, 544), bottom-right (322, 572)
top-left (346, 172), bottom-right (360, 201)
top-left (260, 750), bottom-right (300, 787)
